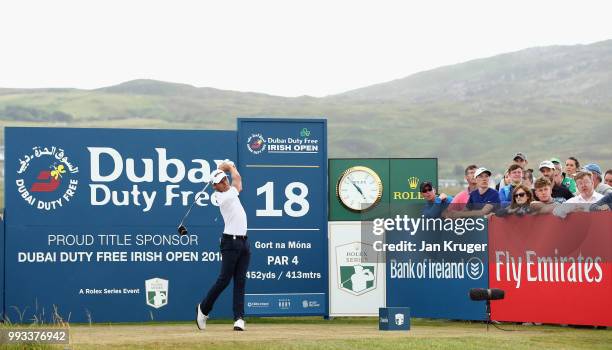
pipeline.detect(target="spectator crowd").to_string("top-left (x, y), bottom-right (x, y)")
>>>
top-left (421, 153), bottom-right (612, 218)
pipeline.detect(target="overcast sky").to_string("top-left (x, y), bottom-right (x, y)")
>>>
top-left (1, 0), bottom-right (611, 97)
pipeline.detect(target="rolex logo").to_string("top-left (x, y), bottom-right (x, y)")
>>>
top-left (408, 177), bottom-right (419, 190)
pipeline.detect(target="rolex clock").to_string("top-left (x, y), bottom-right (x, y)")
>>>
top-left (336, 166), bottom-right (383, 212)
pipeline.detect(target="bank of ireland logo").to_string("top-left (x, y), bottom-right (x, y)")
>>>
top-left (16, 146), bottom-right (79, 211)
top-left (247, 133), bottom-right (266, 154)
top-left (336, 242), bottom-right (379, 296)
top-left (466, 257), bottom-right (484, 280)
top-left (145, 278), bottom-right (168, 308)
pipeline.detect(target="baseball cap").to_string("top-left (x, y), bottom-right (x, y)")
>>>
top-left (513, 152), bottom-right (527, 161)
top-left (419, 181), bottom-right (433, 192)
top-left (210, 169), bottom-right (227, 184)
top-left (474, 167), bottom-right (491, 178)
top-left (539, 161), bottom-right (555, 170)
top-left (583, 163), bottom-right (602, 176)
top-left (550, 157), bottom-right (561, 164)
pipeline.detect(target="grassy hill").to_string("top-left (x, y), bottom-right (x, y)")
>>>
top-left (1, 40), bottom-right (611, 184)
top-left (336, 40), bottom-right (612, 104)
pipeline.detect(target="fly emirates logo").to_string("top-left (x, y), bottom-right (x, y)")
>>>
top-left (88, 147), bottom-right (224, 212)
top-left (495, 250), bottom-right (603, 288)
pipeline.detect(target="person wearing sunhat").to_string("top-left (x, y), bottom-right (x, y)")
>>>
top-left (513, 152), bottom-right (528, 169)
top-left (535, 160), bottom-right (573, 203)
top-left (445, 167), bottom-right (499, 218)
top-left (583, 163), bottom-right (612, 196)
top-left (550, 157), bottom-right (576, 194)
top-left (420, 181), bottom-right (453, 218)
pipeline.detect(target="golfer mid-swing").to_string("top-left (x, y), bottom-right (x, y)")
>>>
top-left (196, 161), bottom-right (249, 331)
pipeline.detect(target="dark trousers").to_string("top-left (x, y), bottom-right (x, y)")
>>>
top-left (200, 234), bottom-right (250, 320)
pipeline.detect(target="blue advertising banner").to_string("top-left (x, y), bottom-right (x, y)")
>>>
top-left (1, 215), bottom-right (4, 320)
top-left (4, 127), bottom-right (237, 322)
top-left (237, 118), bottom-right (327, 316)
top-left (385, 220), bottom-right (489, 320)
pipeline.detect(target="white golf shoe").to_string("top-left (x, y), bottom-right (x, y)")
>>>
top-left (196, 304), bottom-right (208, 330)
top-left (233, 318), bottom-right (245, 331)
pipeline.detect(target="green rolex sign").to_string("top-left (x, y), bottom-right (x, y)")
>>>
top-left (329, 158), bottom-right (437, 221)
top-left (389, 158), bottom-right (438, 218)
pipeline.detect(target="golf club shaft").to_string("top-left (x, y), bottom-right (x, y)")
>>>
top-left (178, 181), bottom-right (211, 228)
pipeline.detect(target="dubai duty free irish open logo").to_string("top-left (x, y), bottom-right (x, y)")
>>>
top-left (16, 146), bottom-right (79, 211)
top-left (247, 133), bottom-right (266, 154)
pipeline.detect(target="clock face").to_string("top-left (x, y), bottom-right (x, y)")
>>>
top-left (336, 166), bottom-right (383, 212)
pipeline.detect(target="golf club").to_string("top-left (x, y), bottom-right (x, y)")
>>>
top-left (177, 180), bottom-right (212, 235)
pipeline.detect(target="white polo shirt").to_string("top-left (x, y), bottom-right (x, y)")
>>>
top-left (553, 191), bottom-right (603, 218)
top-left (565, 191), bottom-right (604, 204)
top-left (213, 186), bottom-right (247, 236)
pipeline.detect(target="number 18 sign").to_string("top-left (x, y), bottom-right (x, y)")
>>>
top-left (237, 118), bottom-right (328, 316)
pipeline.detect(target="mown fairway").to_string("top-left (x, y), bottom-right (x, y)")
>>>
top-left (3, 317), bottom-right (610, 350)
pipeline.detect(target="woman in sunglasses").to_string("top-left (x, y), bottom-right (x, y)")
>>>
top-left (495, 184), bottom-right (534, 217)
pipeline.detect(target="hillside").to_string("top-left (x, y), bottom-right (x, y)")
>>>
top-left (336, 40), bottom-right (612, 105)
top-left (1, 40), bottom-right (611, 181)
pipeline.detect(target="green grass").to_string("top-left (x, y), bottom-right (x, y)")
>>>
top-left (1, 317), bottom-right (610, 350)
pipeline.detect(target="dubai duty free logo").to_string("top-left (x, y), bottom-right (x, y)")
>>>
top-left (15, 146), bottom-right (79, 211)
top-left (247, 133), bottom-right (266, 154)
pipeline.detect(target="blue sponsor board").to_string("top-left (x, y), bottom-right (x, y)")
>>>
top-left (1, 215), bottom-right (4, 319)
top-left (245, 293), bottom-right (325, 316)
top-left (238, 118), bottom-right (327, 316)
top-left (4, 225), bottom-right (233, 323)
top-left (4, 127), bottom-right (236, 322)
top-left (4, 120), bottom-right (328, 323)
top-left (385, 218), bottom-right (489, 320)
